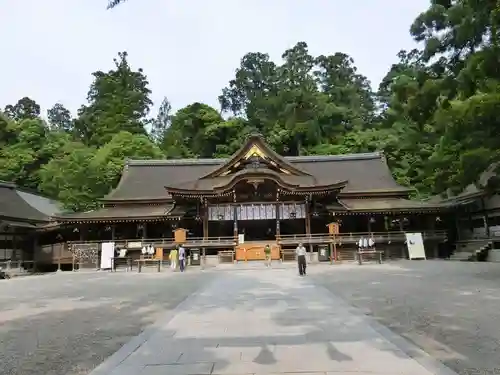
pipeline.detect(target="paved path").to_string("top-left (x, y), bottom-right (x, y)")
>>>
top-left (90, 268), bottom-right (457, 375)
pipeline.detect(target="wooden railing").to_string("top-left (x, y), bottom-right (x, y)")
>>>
top-left (279, 230), bottom-right (447, 244)
top-left (66, 236), bottom-right (237, 250)
top-left (65, 231), bottom-right (447, 250)
top-left (182, 236), bottom-right (236, 247)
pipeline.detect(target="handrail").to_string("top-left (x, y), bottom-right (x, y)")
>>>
top-left (67, 236), bottom-right (235, 246)
top-left (65, 231), bottom-right (447, 248)
top-left (279, 230), bottom-right (447, 239)
top-left (278, 230), bottom-right (447, 243)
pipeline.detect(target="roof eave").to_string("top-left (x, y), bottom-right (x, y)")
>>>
top-left (165, 180), bottom-right (348, 197)
top-left (338, 189), bottom-right (412, 198)
top-left (55, 216), bottom-right (181, 224)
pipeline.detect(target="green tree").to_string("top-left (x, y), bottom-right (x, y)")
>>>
top-left (407, 0), bottom-right (500, 193)
top-left (47, 103), bottom-right (73, 132)
top-left (150, 97), bottom-right (172, 144)
top-left (4, 97), bottom-right (41, 121)
top-left (91, 131), bottom-right (164, 198)
top-left (39, 131), bottom-right (163, 210)
top-left (162, 103), bottom-right (225, 158)
top-left (75, 51), bottom-right (152, 147)
top-left (39, 143), bottom-right (99, 211)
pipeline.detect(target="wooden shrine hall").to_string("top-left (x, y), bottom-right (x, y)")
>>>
top-left (45, 133), bottom-right (448, 267)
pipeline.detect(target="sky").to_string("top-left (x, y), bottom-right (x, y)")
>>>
top-left (0, 0), bottom-right (429, 118)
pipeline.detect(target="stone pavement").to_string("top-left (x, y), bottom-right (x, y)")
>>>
top-left (89, 268), bottom-right (458, 375)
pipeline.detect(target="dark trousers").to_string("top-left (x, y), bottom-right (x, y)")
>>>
top-left (179, 259), bottom-right (185, 272)
top-left (297, 255), bottom-right (306, 275)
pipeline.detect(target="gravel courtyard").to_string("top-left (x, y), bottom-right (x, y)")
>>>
top-left (311, 261), bottom-right (500, 375)
top-left (1, 261), bottom-right (499, 375)
top-left (0, 270), bottom-right (214, 375)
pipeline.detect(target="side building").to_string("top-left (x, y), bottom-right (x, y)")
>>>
top-left (50, 134), bottom-right (448, 267)
top-left (0, 181), bottom-right (62, 270)
top-left (438, 163), bottom-right (500, 261)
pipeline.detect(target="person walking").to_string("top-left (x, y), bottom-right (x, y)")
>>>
top-left (264, 244), bottom-right (271, 267)
top-left (179, 244), bottom-right (186, 272)
top-left (296, 242), bottom-right (307, 276)
top-left (169, 247), bottom-right (178, 271)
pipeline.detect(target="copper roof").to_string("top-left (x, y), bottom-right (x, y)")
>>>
top-left (54, 203), bottom-right (178, 223)
top-left (105, 152), bottom-right (408, 202)
top-left (0, 181), bottom-right (62, 223)
top-left (338, 198), bottom-right (445, 212)
top-left (166, 168), bottom-right (347, 194)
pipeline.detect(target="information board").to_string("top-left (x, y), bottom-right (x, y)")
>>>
top-left (405, 232), bottom-right (426, 260)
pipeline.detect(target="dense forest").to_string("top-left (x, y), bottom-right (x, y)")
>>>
top-left (1, 0), bottom-right (499, 212)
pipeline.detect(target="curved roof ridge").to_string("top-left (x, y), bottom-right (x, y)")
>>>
top-left (125, 151), bottom-right (383, 167)
top-left (287, 152), bottom-right (383, 162)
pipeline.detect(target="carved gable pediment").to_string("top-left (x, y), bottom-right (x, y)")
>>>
top-left (203, 133), bottom-right (308, 179)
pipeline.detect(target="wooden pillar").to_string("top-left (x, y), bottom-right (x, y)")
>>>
top-left (481, 197), bottom-right (490, 237)
top-left (56, 242), bottom-right (61, 272)
top-left (275, 203), bottom-right (280, 240)
top-left (79, 225), bottom-right (86, 241)
top-left (202, 203), bottom-right (208, 266)
top-left (367, 215), bottom-right (372, 233)
top-left (455, 213), bottom-right (461, 241)
top-left (203, 205), bottom-right (209, 239)
top-left (143, 222), bottom-right (148, 239)
top-left (305, 198), bottom-right (312, 254)
top-left (111, 224), bottom-right (116, 240)
top-left (467, 207), bottom-right (473, 233)
top-left (233, 204), bottom-right (238, 241)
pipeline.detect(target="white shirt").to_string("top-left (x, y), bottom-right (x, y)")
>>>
top-left (296, 246), bottom-right (306, 256)
top-left (178, 247), bottom-right (186, 260)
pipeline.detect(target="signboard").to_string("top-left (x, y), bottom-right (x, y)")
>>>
top-left (328, 222), bottom-right (340, 235)
top-left (100, 242), bottom-right (115, 269)
top-left (405, 232), bottom-right (426, 260)
top-left (174, 228), bottom-right (187, 244)
top-left (238, 233), bottom-right (245, 244)
top-left (127, 241), bottom-right (142, 249)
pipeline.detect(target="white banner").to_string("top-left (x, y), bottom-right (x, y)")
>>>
top-left (100, 242), bottom-right (115, 269)
top-left (405, 233), bottom-right (426, 260)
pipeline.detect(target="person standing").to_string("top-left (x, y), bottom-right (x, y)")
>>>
top-left (296, 242), bottom-right (307, 276)
top-left (264, 244), bottom-right (271, 267)
top-left (169, 247), bottom-right (178, 271)
top-left (179, 244), bottom-right (186, 272)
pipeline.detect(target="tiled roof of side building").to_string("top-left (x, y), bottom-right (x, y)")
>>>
top-left (104, 151), bottom-right (408, 201)
top-left (0, 181), bottom-right (63, 223)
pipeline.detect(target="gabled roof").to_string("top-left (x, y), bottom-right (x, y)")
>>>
top-left (202, 133), bottom-right (309, 178)
top-left (0, 181), bottom-right (62, 224)
top-left (104, 146), bottom-right (409, 202)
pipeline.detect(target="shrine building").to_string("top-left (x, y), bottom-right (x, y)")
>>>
top-left (39, 133), bottom-right (448, 268)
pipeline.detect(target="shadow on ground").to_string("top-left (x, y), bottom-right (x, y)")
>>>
top-left (0, 271), bottom-right (214, 375)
